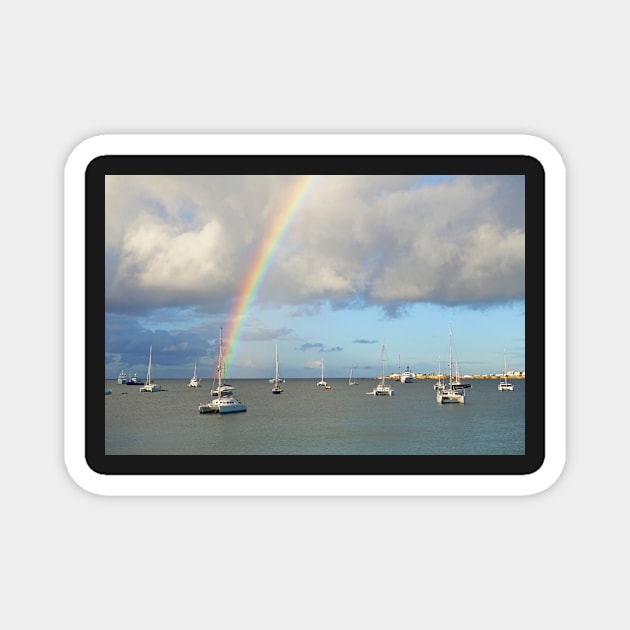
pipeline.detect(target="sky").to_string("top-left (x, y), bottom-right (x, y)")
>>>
top-left (105, 174), bottom-right (525, 381)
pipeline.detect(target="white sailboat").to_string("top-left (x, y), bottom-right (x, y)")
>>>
top-left (140, 345), bottom-right (161, 392)
top-left (348, 365), bottom-right (358, 385)
top-left (188, 360), bottom-right (202, 387)
top-left (317, 358), bottom-right (330, 388)
top-left (272, 345), bottom-right (283, 394)
top-left (367, 343), bottom-right (394, 396)
top-left (434, 357), bottom-right (445, 391)
top-left (199, 328), bottom-right (247, 414)
top-left (498, 348), bottom-right (514, 391)
top-left (436, 326), bottom-right (467, 404)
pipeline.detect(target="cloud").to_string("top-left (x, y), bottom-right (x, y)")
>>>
top-left (353, 338), bottom-right (378, 344)
top-left (106, 174), bottom-right (525, 319)
top-left (298, 342), bottom-right (324, 352)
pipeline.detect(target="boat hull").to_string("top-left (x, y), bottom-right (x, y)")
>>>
top-left (199, 396), bottom-right (247, 414)
top-left (498, 383), bottom-right (514, 391)
top-left (140, 384), bottom-right (161, 392)
top-left (436, 390), bottom-right (465, 404)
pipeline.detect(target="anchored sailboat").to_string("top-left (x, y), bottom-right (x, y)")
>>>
top-left (348, 365), bottom-right (358, 385)
top-left (188, 360), bottom-right (202, 387)
top-left (436, 326), bottom-right (469, 404)
top-left (317, 358), bottom-right (330, 388)
top-left (199, 328), bottom-right (247, 414)
top-left (272, 345), bottom-right (283, 394)
top-left (367, 342), bottom-right (394, 396)
top-left (140, 345), bottom-right (161, 392)
top-left (498, 349), bottom-right (514, 391)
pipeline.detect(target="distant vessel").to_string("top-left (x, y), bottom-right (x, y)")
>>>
top-left (400, 365), bottom-right (416, 383)
top-left (498, 349), bottom-right (514, 391)
top-left (105, 388), bottom-right (112, 395)
top-left (199, 328), bottom-right (247, 414)
top-left (348, 366), bottom-right (358, 386)
top-left (117, 369), bottom-right (128, 384)
top-left (140, 345), bottom-right (161, 392)
top-left (272, 345), bottom-right (283, 394)
top-left (317, 358), bottom-right (329, 388)
top-left (367, 343), bottom-right (394, 396)
top-left (126, 373), bottom-right (144, 386)
top-left (188, 360), bottom-right (202, 387)
top-left (436, 326), bottom-right (468, 404)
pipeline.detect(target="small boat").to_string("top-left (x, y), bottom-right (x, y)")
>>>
top-left (367, 343), bottom-right (394, 396)
top-left (498, 349), bottom-right (514, 391)
top-left (400, 365), bottom-right (416, 383)
top-left (317, 358), bottom-right (329, 388)
top-left (199, 328), bottom-right (247, 414)
top-left (272, 345), bottom-right (283, 394)
top-left (188, 360), bottom-right (202, 387)
top-left (348, 366), bottom-right (358, 386)
top-left (436, 326), bottom-right (467, 404)
top-left (105, 389), bottom-right (112, 395)
top-left (117, 369), bottom-right (128, 384)
top-left (140, 345), bottom-right (162, 392)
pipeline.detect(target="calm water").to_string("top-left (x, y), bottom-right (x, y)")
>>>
top-left (105, 378), bottom-right (525, 455)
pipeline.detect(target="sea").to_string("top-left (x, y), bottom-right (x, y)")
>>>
top-left (105, 378), bottom-right (525, 456)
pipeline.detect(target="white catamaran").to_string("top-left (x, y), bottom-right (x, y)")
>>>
top-left (199, 328), bottom-right (247, 414)
top-left (317, 358), bottom-right (330, 388)
top-left (436, 326), bottom-right (469, 404)
top-left (367, 343), bottom-right (394, 396)
top-left (188, 360), bottom-right (202, 387)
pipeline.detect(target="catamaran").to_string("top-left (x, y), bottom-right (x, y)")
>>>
top-left (317, 358), bottom-right (330, 388)
top-left (436, 326), bottom-right (469, 404)
top-left (199, 328), bottom-right (247, 414)
top-left (188, 360), bottom-right (202, 387)
top-left (367, 343), bottom-right (394, 396)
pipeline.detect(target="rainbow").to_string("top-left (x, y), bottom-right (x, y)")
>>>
top-left (223, 175), bottom-right (320, 371)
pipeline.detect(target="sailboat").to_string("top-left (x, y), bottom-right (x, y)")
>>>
top-left (436, 326), bottom-right (468, 404)
top-left (498, 349), bottom-right (514, 391)
top-left (272, 345), bottom-right (283, 394)
top-left (317, 358), bottom-right (330, 388)
top-left (434, 356), bottom-right (445, 391)
top-left (367, 343), bottom-right (394, 396)
top-left (199, 328), bottom-right (247, 414)
top-left (140, 345), bottom-right (161, 392)
top-left (348, 365), bottom-right (358, 385)
top-left (188, 360), bottom-right (202, 387)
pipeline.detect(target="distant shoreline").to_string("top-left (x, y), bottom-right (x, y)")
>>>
top-left (384, 374), bottom-right (526, 381)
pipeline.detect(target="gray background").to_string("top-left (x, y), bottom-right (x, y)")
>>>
top-left (3, 1), bottom-right (620, 628)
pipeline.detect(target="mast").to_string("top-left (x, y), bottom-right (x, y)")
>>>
top-left (503, 348), bottom-right (508, 384)
top-left (146, 345), bottom-right (152, 385)
top-left (448, 325), bottom-right (453, 387)
top-left (217, 329), bottom-right (223, 390)
top-left (381, 343), bottom-right (386, 385)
